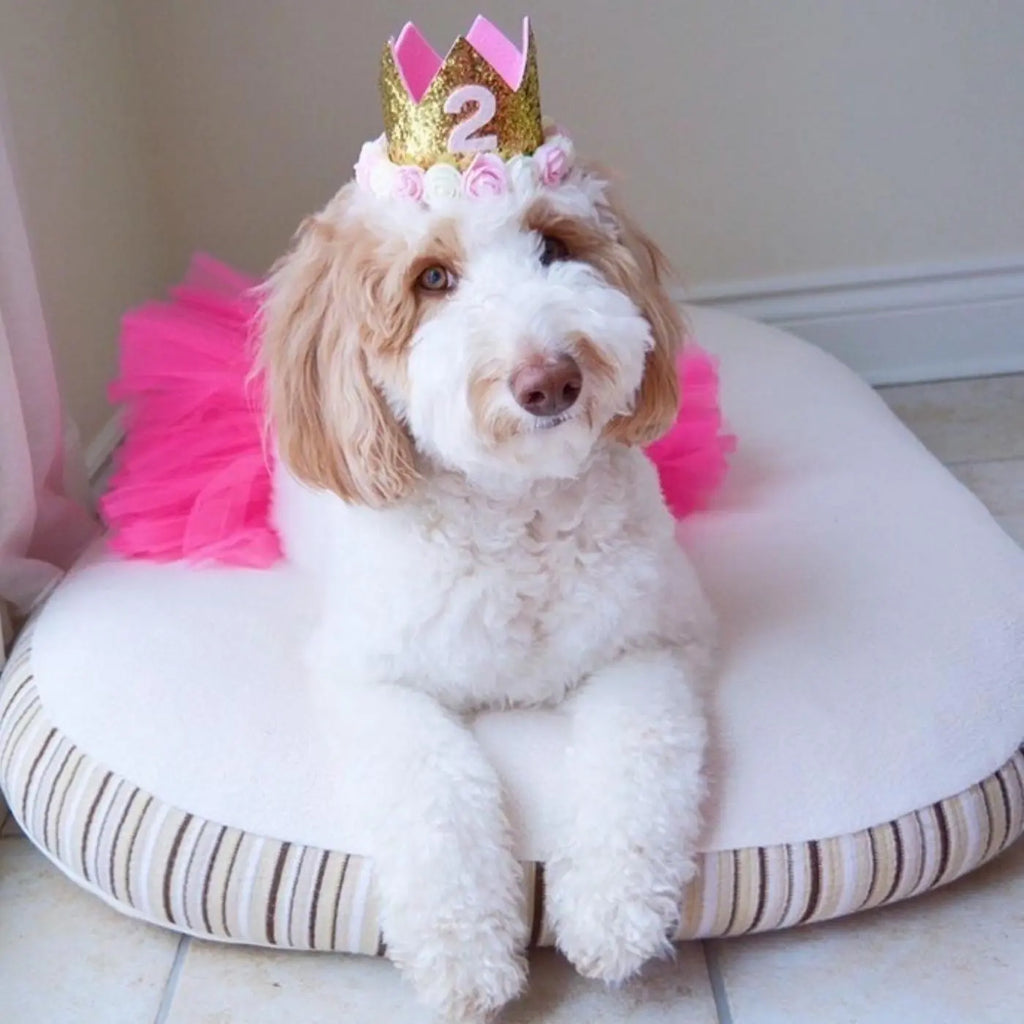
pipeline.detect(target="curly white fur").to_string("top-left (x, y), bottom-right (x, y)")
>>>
top-left (263, 172), bottom-right (715, 1023)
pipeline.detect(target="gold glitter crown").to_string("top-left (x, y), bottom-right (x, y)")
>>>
top-left (379, 16), bottom-right (544, 169)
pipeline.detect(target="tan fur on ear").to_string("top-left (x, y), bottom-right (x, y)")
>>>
top-left (597, 185), bottom-right (685, 446)
top-left (259, 185), bottom-right (418, 506)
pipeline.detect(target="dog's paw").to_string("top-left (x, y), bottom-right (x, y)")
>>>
top-left (397, 933), bottom-right (527, 1024)
top-left (547, 853), bottom-right (688, 984)
top-left (381, 846), bottom-right (529, 1021)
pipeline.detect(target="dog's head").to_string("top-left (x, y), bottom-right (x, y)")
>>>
top-left (260, 172), bottom-right (682, 504)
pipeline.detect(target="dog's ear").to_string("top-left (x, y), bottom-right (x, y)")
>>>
top-left (599, 186), bottom-right (684, 446)
top-left (259, 184), bottom-right (417, 506)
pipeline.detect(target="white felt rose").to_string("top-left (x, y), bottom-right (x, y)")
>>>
top-left (368, 160), bottom-right (397, 198)
top-left (423, 163), bottom-right (463, 203)
top-left (507, 155), bottom-right (541, 196)
top-left (355, 136), bottom-right (386, 189)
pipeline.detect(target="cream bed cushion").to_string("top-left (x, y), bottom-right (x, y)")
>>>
top-left (2, 307), bottom-right (1022, 950)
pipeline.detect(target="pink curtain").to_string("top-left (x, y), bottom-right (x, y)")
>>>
top-left (0, 78), bottom-right (99, 624)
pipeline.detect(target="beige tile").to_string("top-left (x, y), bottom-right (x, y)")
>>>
top-left (165, 941), bottom-right (425, 1024)
top-left (879, 373), bottom-right (1024, 464)
top-left (710, 838), bottom-right (1024, 1024)
top-left (505, 946), bottom-right (719, 1024)
top-left (0, 838), bottom-right (180, 1024)
top-left (0, 813), bottom-right (23, 839)
top-left (996, 515), bottom-right (1024, 547)
top-left (948, 458), bottom-right (1024, 547)
top-left (1, 794), bottom-right (25, 838)
top-left (950, 459), bottom-right (1024, 517)
top-left (166, 939), bottom-right (718, 1024)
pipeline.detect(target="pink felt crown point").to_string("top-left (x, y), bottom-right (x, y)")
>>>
top-left (391, 16), bottom-right (532, 102)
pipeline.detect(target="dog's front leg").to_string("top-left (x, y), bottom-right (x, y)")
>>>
top-left (338, 681), bottom-right (527, 1024)
top-left (546, 646), bottom-right (707, 984)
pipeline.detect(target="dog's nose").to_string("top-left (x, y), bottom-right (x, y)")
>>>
top-left (510, 355), bottom-right (582, 417)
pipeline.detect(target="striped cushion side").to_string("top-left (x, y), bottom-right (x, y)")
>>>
top-left (2, 622), bottom-right (1022, 950)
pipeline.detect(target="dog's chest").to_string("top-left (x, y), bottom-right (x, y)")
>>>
top-left (387, 485), bottom-right (663, 708)
top-left (281, 448), bottom-right (681, 711)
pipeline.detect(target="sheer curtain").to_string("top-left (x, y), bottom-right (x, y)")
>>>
top-left (0, 74), bottom-right (99, 643)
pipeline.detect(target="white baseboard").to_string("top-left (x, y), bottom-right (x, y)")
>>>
top-left (681, 258), bottom-right (1024, 385)
top-left (84, 413), bottom-right (123, 497)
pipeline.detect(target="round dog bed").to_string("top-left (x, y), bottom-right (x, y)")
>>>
top-left (2, 307), bottom-right (1022, 952)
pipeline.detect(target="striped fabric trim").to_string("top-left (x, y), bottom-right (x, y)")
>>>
top-left (2, 621), bottom-right (1022, 951)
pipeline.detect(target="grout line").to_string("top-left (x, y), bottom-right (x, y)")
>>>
top-left (702, 941), bottom-right (735, 1024)
top-left (153, 935), bottom-right (190, 1024)
top-left (876, 371), bottom-right (1024, 392)
top-left (941, 454), bottom-right (1024, 469)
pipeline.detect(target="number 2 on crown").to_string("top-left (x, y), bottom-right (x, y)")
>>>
top-left (445, 85), bottom-right (498, 155)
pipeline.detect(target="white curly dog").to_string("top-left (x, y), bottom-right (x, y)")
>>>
top-left (260, 164), bottom-right (715, 1023)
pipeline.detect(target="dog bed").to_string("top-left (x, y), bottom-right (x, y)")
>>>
top-left (1, 306), bottom-right (1022, 952)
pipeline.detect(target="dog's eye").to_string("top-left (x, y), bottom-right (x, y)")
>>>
top-left (417, 265), bottom-right (457, 294)
top-left (539, 234), bottom-right (570, 267)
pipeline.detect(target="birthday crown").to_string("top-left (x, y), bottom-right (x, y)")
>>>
top-left (357, 16), bottom-right (576, 204)
top-left (380, 16), bottom-right (543, 168)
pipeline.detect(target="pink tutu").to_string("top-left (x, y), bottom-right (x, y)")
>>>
top-left (102, 256), bottom-right (735, 567)
top-left (101, 256), bottom-right (281, 567)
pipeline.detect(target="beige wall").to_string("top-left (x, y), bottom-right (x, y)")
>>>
top-left (0, 0), bottom-right (167, 450)
top-left (2, 1), bottom-right (1022, 447)
top-left (128, 0), bottom-right (1024, 286)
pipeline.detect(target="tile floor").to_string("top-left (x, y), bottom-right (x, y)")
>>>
top-left (2, 372), bottom-right (1023, 1024)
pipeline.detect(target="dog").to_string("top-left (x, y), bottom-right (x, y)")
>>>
top-left (259, 164), bottom-right (715, 1023)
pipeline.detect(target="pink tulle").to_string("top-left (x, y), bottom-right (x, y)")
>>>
top-left (644, 348), bottom-right (737, 519)
top-left (102, 255), bottom-right (734, 567)
top-left (101, 255), bottom-right (282, 567)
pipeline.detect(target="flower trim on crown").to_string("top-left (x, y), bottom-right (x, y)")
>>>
top-left (355, 129), bottom-right (576, 204)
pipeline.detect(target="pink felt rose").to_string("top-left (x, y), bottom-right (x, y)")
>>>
top-left (392, 164), bottom-right (425, 202)
top-left (535, 138), bottom-right (573, 186)
top-left (462, 153), bottom-right (509, 198)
